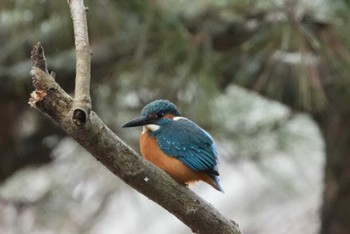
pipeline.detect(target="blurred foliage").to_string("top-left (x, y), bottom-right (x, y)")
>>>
top-left (2, 0), bottom-right (349, 111)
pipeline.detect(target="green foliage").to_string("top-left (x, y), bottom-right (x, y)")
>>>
top-left (210, 0), bottom-right (350, 111)
top-left (3, 0), bottom-right (349, 112)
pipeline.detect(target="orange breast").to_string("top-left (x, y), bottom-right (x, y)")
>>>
top-left (140, 131), bottom-right (218, 190)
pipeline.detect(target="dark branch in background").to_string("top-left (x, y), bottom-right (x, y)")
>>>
top-left (28, 1), bottom-right (241, 233)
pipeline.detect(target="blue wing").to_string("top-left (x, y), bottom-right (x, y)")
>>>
top-left (151, 118), bottom-right (219, 176)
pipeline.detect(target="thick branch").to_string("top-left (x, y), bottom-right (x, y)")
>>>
top-left (28, 1), bottom-right (241, 233)
top-left (28, 51), bottom-right (241, 234)
top-left (69, 0), bottom-right (91, 126)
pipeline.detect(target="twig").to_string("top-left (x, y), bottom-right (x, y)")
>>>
top-left (69, 0), bottom-right (92, 126)
top-left (30, 42), bottom-right (48, 74)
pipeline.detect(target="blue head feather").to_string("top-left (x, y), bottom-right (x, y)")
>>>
top-left (141, 99), bottom-right (181, 117)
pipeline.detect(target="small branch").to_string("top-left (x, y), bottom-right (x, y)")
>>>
top-left (30, 42), bottom-right (48, 74)
top-left (69, 0), bottom-right (92, 126)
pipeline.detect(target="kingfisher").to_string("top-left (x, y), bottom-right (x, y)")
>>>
top-left (122, 99), bottom-right (223, 192)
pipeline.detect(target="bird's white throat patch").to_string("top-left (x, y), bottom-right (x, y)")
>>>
top-left (173, 116), bottom-right (186, 121)
top-left (141, 117), bottom-right (186, 134)
top-left (142, 124), bottom-right (160, 133)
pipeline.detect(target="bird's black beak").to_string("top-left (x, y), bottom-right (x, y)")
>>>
top-left (122, 116), bottom-right (153, 128)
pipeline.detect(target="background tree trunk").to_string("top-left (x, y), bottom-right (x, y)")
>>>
top-left (315, 108), bottom-right (350, 234)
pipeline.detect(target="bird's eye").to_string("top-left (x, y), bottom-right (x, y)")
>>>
top-left (157, 112), bottom-right (165, 118)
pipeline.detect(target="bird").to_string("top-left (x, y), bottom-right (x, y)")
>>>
top-left (122, 99), bottom-right (223, 192)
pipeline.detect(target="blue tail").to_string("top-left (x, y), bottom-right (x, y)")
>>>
top-left (211, 175), bottom-right (224, 193)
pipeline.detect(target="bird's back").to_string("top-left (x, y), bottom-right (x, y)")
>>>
top-left (141, 117), bottom-right (223, 191)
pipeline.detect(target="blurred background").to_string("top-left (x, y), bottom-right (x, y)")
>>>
top-left (1, 0), bottom-right (350, 233)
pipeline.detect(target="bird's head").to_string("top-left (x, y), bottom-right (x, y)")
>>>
top-left (122, 99), bottom-right (181, 130)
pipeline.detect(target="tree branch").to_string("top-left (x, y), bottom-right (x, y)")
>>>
top-left (28, 1), bottom-right (242, 233)
top-left (69, 0), bottom-right (92, 126)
